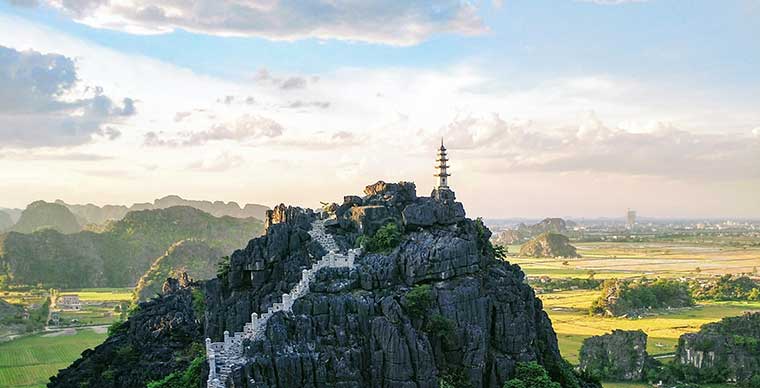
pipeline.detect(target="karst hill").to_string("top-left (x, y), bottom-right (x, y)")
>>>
top-left (49, 181), bottom-right (599, 388)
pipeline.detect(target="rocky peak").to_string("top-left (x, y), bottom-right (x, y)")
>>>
top-left (200, 181), bottom-right (595, 388)
top-left (161, 272), bottom-right (194, 295)
top-left (49, 180), bottom-right (599, 388)
top-left (264, 203), bottom-right (314, 231)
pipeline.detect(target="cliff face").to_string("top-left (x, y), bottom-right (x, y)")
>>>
top-left (203, 181), bottom-right (592, 388)
top-left (579, 330), bottom-right (653, 381)
top-left (674, 312), bottom-right (760, 384)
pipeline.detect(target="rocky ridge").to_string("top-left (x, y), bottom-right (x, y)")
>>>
top-left (202, 181), bottom-right (595, 388)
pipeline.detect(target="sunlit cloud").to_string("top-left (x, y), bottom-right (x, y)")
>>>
top-left (20, 0), bottom-right (487, 46)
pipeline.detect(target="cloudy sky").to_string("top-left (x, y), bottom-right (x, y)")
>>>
top-left (0, 0), bottom-right (758, 218)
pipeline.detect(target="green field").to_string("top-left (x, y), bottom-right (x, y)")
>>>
top-left (540, 289), bottom-right (760, 364)
top-left (0, 328), bottom-right (106, 388)
top-left (514, 241), bottom-right (760, 280)
top-left (506, 240), bottom-right (760, 387)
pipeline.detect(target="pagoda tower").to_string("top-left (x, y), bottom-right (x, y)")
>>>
top-left (434, 139), bottom-right (450, 190)
top-left (432, 139), bottom-right (456, 202)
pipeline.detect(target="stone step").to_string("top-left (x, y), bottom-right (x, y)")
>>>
top-left (206, 218), bottom-right (359, 387)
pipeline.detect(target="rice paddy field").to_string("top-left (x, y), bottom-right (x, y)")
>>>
top-left (514, 242), bottom-right (760, 279)
top-left (0, 328), bottom-right (106, 388)
top-left (54, 288), bottom-right (133, 326)
top-left (512, 241), bottom-right (760, 388)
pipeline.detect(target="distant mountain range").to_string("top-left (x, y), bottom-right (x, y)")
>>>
top-left (57, 195), bottom-right (270, 225)
top-left (0, 206), bottom-right (264, 288)
top-left (0, 195), bottom-right (269, 233)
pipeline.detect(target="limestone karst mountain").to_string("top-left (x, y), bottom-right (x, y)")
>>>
top-left (0, 206), bottom-right (263, 288)
top-left (0, 210), bottom-right (13, 231)
top-left (134, 239), bottom-right (224, 302)
top-left (519, 232), bottom-right (580, 258)
top-left (673, 312), bottom-right (760, 384)
top-left (0, 207), bottom-right (22, 224)
top-left (49, 181), bottom-right (599, 388)
top-left (10, 201), bottom-right (82, 234)
top-left (492, 217), bottom-right (574, 245)
top-left (53, 195), bottom-right (270, 226)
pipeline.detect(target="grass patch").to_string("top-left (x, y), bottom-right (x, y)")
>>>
top-left (0, 328), bottom-right (106, 388)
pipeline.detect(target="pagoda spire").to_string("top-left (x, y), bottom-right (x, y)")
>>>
top-left (434, 139), bottom-right (450, 190)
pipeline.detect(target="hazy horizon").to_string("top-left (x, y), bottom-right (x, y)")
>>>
top-left (1, 1), bottom-right (758, 219)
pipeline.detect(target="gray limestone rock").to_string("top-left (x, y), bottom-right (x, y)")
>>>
top-left (579, 330), bottom-right (651, 381)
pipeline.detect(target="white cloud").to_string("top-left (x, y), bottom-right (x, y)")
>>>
top-left (187, 151), bottom-right (245, 172)
top-left (24, 0), bottom-right (486, 46)
top-left (145, 115), bottom-right (284, 147)
top-left (441, 113), bottom-right (760, 180)
top-left (0, 45), bottom-right (135, 148)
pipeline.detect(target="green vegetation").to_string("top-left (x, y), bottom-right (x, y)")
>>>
top-left (216, 256), bottom-right (231, 281)
top-left (107, 320), bottom-right (128, 337)
top-left (503, 362), bottom-right (561, 388)
top-left (426, 314), bottom-right (456, 347)
top-left (191, 288), bottom-right (205, 317)
top-left (529, 277), bottom-right (602, 293)
top-left (691, 275), bottom-right (760, 301)
top-left (134, 239), bottom-right (222, 301)
top-left (146, 354), bottom-right (205, 388)
top-left (0, 206), bottom-right (263, 288)
top-left (357, 222), bottom-right (402, 253)
top-left (402, 284), bottom-right (434, 319)
top-left (0, 328), bottom-right (106, 388)
top-left (590, 278), bottom-right (693, 317)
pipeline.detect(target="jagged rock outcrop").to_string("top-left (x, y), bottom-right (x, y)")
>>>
top-left (579, 330), bottom-right (654, 381)
top-left (203, 181), bottom-right (595, 388)
top-left (50, 181), bottom-right (598, 388)
top-left (519, 232), bottom-right (579, 258)
top-left (48, 276), bottom-right (204, 388)
top-left (674, 312), bottom-right (760, 384)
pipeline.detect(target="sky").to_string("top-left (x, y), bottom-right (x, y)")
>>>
top-left (0, 0), bottom-right (758, 219)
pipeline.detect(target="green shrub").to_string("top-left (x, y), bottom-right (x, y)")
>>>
top-left (107, 320), bottom-right (128, 337)
top-left (359, 223), bottom-right (402, 253)
top-left (590, 278), bottom-right (693, 317)
top-left (502, 362), bottom-right (561, 388)
top-left (439, 368), bottom-right (471, 388)
top-left (191, 288), bottom-right (205, 318)
top-left (427, 314), bottom-right (456, 347)
top-left (403, 284), bottom-right (434, 319)
top-left (216, 256), bottom-right (231, 280)
top-left (147, 354), bottom-right (205, 388)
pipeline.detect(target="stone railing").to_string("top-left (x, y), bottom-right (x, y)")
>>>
top-left (206, 218), bottom-right (358, 388)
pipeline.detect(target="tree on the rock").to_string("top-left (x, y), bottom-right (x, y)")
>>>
top-left (503, 362), bottom-right (561, 388)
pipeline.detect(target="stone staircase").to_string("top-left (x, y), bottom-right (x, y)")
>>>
top-left (206, 218), bottom-right (359, 388)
